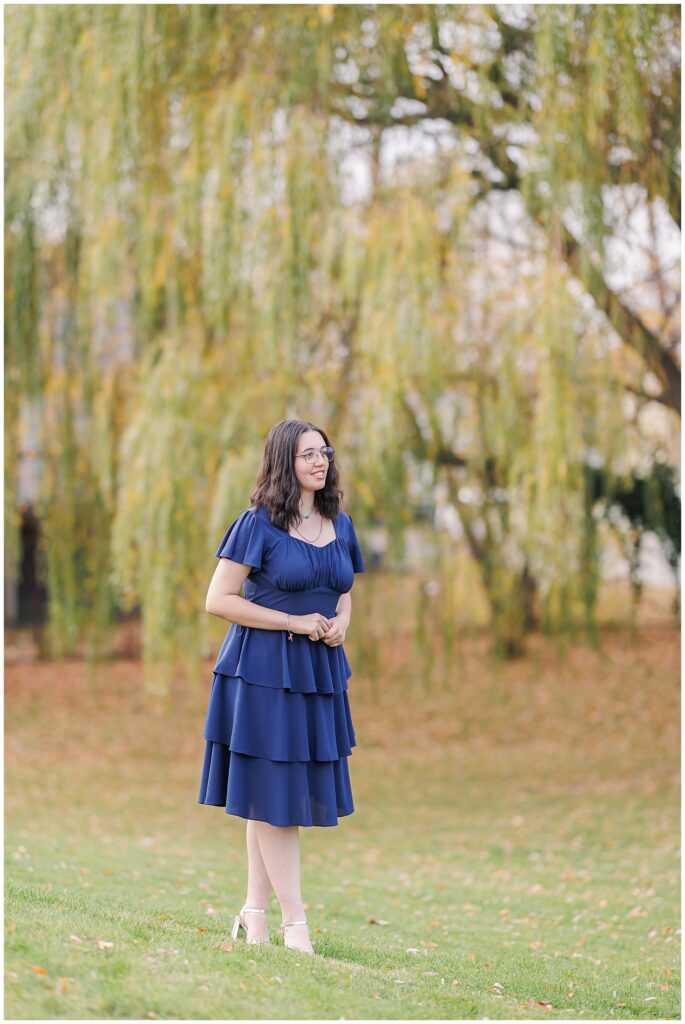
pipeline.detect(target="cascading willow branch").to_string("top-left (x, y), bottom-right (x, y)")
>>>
top-left (536, 5), bottom-right (679, 249)
top-left (5, 5), bottom-right (678, 690)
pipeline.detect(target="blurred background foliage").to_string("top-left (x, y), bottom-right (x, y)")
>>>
top-left (4, 4), bottom-right (680, 694)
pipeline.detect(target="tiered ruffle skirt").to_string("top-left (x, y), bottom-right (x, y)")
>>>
top-left (197, 625), bottom-right (357, 827)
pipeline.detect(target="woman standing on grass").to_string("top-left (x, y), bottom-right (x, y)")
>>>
top-left (198, 418), bottom-right (365, 955)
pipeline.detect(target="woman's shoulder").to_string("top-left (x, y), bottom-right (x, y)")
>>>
top-left (227, 505), bottom-right (263, 530)
top-left (336, 509), bottom-right (360, 546)
top-left (242, 504), bottom-right (276, 537)
top-left (250, 504), bottom-right (278, 531)
top-left (243, 504), bottom-right (269, 524)
top-left (335, 508), bottom-right (355, 530)
top-left (215, 504), bottom-right (270, 566)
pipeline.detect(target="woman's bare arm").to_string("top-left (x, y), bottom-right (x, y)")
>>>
top-left (205, 559), bottom-right (289, 630)
top-left (335, 591), bottom-right (352, 626)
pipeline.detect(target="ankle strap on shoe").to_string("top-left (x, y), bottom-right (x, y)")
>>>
top-left (241, 906), bottom-right (267, 914)
top-left (281, 918), bottom-right (307, 927)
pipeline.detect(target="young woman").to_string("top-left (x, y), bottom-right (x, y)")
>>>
top-left (198, 418), bottom-right (365, 955)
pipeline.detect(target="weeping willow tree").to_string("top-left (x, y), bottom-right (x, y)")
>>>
top-left (5, 4), bottom-right (680, 691)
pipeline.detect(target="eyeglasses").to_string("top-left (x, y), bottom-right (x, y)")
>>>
top-left (294, 446), bottom-right (335, 464)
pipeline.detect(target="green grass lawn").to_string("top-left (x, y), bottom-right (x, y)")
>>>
top-left (5, 622), bottom-right (679, 1019)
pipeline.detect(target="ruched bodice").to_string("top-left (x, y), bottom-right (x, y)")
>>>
top-left (219, 503), bottom-right (360, 596)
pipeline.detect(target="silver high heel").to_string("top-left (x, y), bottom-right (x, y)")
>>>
top-left (280, 916), bottom-right (315, 955)
top-left (230, 905), bottom-right (271, 945)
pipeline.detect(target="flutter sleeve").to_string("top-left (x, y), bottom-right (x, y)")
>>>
top-left (347, 514), bottom-right (365, 574)
top-left (215, 507), bottom-right (266, 571)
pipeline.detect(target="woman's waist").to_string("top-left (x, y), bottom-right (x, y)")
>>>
top-left (245, 590), bottom-right (341, 617)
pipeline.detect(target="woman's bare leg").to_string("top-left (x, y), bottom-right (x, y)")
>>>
top-left (241, 819), bottom-right (273, 942)
top-left (253, 821), bottom-right (314, 953)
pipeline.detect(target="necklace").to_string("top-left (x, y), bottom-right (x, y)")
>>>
top-left (293, 511), bottom-right (324, 544)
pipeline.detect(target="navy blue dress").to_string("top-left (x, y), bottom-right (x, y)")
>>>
top-left (197, 504), bottom-right (365, 827)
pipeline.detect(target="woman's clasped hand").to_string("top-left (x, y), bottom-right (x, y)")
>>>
top-left (289, 612), bottom-right (349, 646)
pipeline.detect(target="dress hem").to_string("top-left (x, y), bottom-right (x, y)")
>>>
top-left (196, 797), bottom-right (354, 828)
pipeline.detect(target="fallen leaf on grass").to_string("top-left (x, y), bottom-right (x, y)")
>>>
top-left (527, 1000), bottom-right (553, 1011)
top-left (30, 965), bottom-right (48, 975)
top-left (56, 977), bottom-right (68, 992)
top-left (96, 940), bottom-right (114, 950)
top-left (368, 917), bottom-right (389, 926)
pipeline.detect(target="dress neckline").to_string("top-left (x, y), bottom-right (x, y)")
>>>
top-left (258, 505), bottom-right (339, 549)
top-left (288, 515), bottom-right (338, 548)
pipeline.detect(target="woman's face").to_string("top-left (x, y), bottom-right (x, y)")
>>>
top-left (293, 430), bottom-right (329, 495)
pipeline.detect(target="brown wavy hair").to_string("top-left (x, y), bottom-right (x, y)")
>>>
top-left (249, 419), bottom-right (344, 532)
